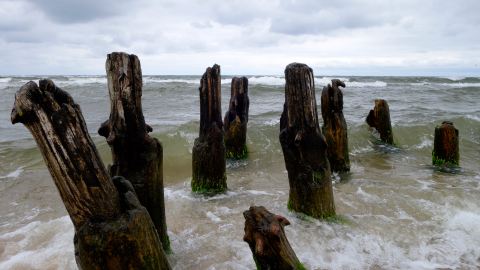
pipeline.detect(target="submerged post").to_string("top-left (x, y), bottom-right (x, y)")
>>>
top-left (243, 206), bottom-right (304, 270)
top-left (279, 63), bottom-right (336, 218)
top-left (191, 64), bottom-right (227, 193)
top-left (321, 79), bottom-right (350, 172)
top-left (432, 121), bottom-right (459, 166)
top-left (366, 99), bottom-right (394, 144)
top-left (224, 77), bottom-right (249, 159)
top-left (11, 80), bottom-right (171, 269)
top-left (98, 52), bottom-right (170, 251)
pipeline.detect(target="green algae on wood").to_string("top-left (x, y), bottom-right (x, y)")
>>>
top-left (432, 121), bottom-right (459, 167)
top-left (279, 63), bottom-right (336, 219)
top-left (191, 64), bottom-right (227, 194)
top-left (224, 77), bottom-right (249, 160)
top-left (243, 206), bottom-right (304, 270)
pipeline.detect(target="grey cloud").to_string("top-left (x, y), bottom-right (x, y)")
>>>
top-left (30, 0), bottom-right (130, 23)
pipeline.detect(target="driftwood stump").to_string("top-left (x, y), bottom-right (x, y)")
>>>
top-left (191, 64), bottom-right (227, 193)
top-left (98, 52), bottom-right (169, 251)
top-left (224, 77), bottom-right (249, 159)
top-left (279, 63), bottom-right (336, 219)
top-left (366, 99), bottom-right (394, 144)
top-left (243, 206), bottom-right (304, 270)
top-left (321, 79), bottom-right (350, 173)
top-left (433, 121), bottom-right (459, 166)
top-left (11, 80), bottom-right (171, 269)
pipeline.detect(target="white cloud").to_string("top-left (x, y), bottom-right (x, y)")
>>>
top-left (0, 0), bottom-right (479, 75)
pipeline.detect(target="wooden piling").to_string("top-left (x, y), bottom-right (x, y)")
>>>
top-left (224, 77), bottom-right (249, 159)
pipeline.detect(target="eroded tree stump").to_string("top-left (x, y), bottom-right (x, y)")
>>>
top-left (321, 79), bottom-right (350, 172)
top-left (279, 63), bottom-right (336, 218)
top-left (366, 99), bottom-right (394, 144)
top-left (224, 77), bottom-right (249, 159)
top-left (98, 52), bottom-right (169, 251)
top-left (11, 80), bottom-right (171, 269)
top-left (243, 206), bottom-right (304, 270)
top-left (191, 64), bottom-right (227, 193)
top-left (432, 121), bottom-right (459, 166)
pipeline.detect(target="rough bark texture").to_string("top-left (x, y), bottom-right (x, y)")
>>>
top-left (11, 80), bottom-right (171, 269)
top-left (75, 176), bottom-right (171, 270)
top-left (279, 63), bottom-right (336, 219)
top-left (243, 206), bottom-right (304, 270)
top-left (366, 99), bottom-right (394, 144)
top-left (321, 79), bottom-right (350, 172)
top-left (191, 64), bottom-right (227, 193)
top-left (432, 121), bottom-right (459, 166)
top-left (98, 52), bottom-right (169, 251)
top-left (11, 79), bottom-right (120, 229)
top-left (224, 77), bottom-right (249, 159)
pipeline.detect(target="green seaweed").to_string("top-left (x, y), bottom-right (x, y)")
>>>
top-left (226, 144), bottom-right (248, 160)
top-left (191, 174), bottom-right (227, 194)
top-left (295, 262), bottom-right (307, 270)
top-left (432, 150), bottom-right (459, 167)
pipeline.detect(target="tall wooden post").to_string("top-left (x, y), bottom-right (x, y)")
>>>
top-left (224, 77), bottom-right (249, 159)
top-left (279, 63), bottom-right (336, 218)
top-left (243, 206), bottom-right (304, 270)
top-left (366, 99), bottom-right (394, 144)
top-left (433, 121), bottom-right (459, 166)
top-left (98, 52), bottom-right (170, 251)
top-left (12, 80), bottom-right (171, 270)
top-left (321, 79), bottom-right (350, 172)
top-left (191, 64), bottom-right (227, 193)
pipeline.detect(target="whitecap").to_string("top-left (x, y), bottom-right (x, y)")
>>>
top-left (0, 216), bottom-right (75, 269)
top-left (206, 211), bottom-right (222, 223)
top-left (247, 76), bottom-right (284, 86)
top-left (0, 167), bottom-right (24, 179)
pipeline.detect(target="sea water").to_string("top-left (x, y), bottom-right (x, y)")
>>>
top-left (0, 75), bottom-right (479, 269)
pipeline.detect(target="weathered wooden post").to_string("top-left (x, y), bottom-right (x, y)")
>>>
top-left (366, 99), bottom-right (394, 144)
top-left (432, 121), bottom-right (459, 166)
top-left (224, 77), bottom-right (249, 159)
top-left (321, 79), bottom-right (350, 172)
top-left (98, 52), bottom-right (170, 251)
top-left (11, 80), bottom-right (171, 270)
top-left (243, 206), bottom-right (304, 270)
top-left (191, 64), bottom-right (227, 193)
top-left (279, 63), bottom-right (336, 218)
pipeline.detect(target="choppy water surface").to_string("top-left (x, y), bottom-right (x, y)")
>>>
top-left (0, 75), bottom-right (479, 269)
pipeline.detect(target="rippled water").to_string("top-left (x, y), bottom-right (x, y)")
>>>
top-left (0, 75), bottom-right (479, 269)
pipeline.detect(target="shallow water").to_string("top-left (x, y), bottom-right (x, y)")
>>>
top-left (0, 75), bottom-right (479, 269)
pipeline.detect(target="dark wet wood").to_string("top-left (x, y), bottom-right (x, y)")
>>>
top-left (366, 99), bottom-right (394, 144)
top-left (321, 79), bottom-right (350, 172)
top-left (191, 64), bottom-right (227, 193)
top-left (224, 77), bottom-right (249, 159)
top-left (12, 80), bottom-right (171, 269)
top-left (433, 121), bottom-right (459, 166)
top-left (243, 206), bottom-right (303, 270)
top-left (11, 79), bottom-right (120, 229)
top-left (75, 176), bottom-right (171, 270)
top-left (279, 63), bottom-right (336, 218)
top-left (98, 52), bottom-right (169, 251)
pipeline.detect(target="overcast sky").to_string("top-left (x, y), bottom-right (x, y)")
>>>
top-left (1, 0), bottom-right (479, 75)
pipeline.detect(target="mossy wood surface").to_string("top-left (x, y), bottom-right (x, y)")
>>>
top-left (192, 64), bottom-right (227, 193)
top-left (279, 63), bottom-right (336, 219)
top-left (433, 121), bottom-right (459, 166)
